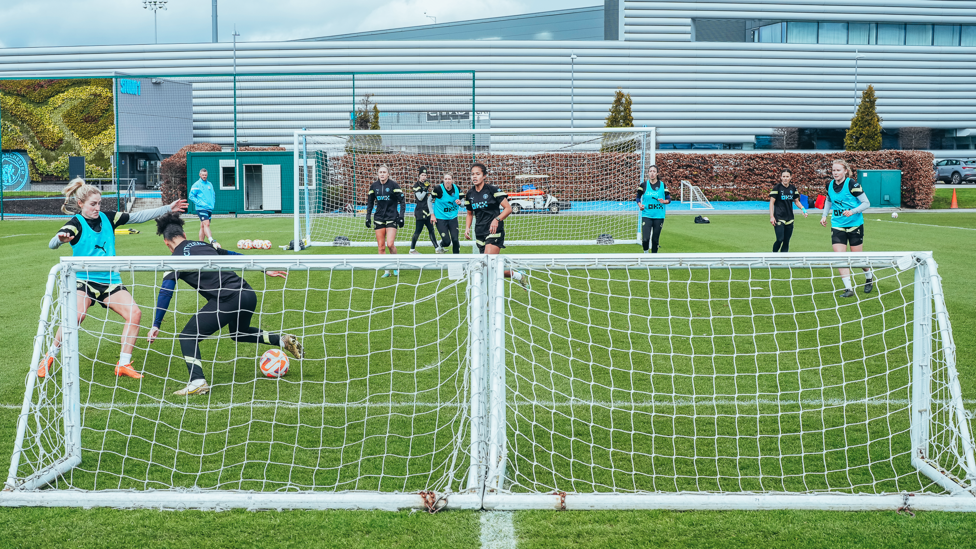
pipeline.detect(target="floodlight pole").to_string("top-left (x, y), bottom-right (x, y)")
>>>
top-left (142, 1), bottom-right (168, 44)
top-left (212, 0), bottom-right (218, 42)
top-left (571, 53), bottom-right (577, 145)
top-left (854, 49), bottom-right (866, 111)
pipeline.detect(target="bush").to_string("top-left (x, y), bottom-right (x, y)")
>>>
top-left (324, 150), bottom-right (935, 210)
top-left (845, 85), bottom-right (882, 151)
top-left (656, 150), bottom-right (935, 209)
top-left (160, 143), bottom-right (221, 204)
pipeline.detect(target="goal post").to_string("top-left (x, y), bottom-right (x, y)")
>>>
top-left (5, 252), bottom-right (975, 512)
top-left (292, 127), bottom-right (657, 249)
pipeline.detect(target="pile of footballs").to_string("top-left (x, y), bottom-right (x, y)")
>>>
top-left (237, 239), bottom-right (273, 250)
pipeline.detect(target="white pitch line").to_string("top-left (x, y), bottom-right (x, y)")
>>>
top-left (2, 398), bottom-right (972, 411)
top-left (0, 233), bottom-right (45, 239)
top-left (875, 219), bottom-right (976, 231)
top-left (481, 511), bottom-right (517, 549)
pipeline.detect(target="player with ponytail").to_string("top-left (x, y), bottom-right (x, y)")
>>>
top-left (37, 178), bottom-right (187, 380)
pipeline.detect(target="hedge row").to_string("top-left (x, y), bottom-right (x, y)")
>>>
top-left (656, 150), bottom-right (935, 209)
top-left (322, 150), bottom-right (935, 209)
top-left (160, 143), bottom-right (222, 204)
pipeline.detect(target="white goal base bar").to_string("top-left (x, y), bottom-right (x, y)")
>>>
top-left (483, 493), bottom-right (976, 512)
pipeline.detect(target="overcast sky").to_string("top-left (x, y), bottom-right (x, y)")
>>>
top-left (0, 0), bottom-right (599, 48)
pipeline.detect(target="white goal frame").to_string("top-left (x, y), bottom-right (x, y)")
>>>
top-left (680, 180), bottom-right (714, 210)
top-left (292, 127), bottom-right (657, 249)
top-left (4, 252), bottom-right (975, 511)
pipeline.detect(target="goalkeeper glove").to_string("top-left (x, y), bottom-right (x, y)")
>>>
top-left (397, 217), bottom-right (405, 228)
top-left (365, 217), bottom-right (372, 229)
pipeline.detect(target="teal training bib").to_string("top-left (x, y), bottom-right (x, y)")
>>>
top-left (827, 178), bottom-right (863, 229)
top-left (73, 212), bottom-right (120, 285)
top-left (433, 184), bottom-right (460, 219)
top-left (641, 181), bottom-right (667, 219)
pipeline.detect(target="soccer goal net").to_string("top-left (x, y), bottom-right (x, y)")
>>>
top-left (5, 252), bottom-right (974, 511)
top-left (680, 180), bottom-right (714, 210)
top-left (293, 128), bottom-right (656, 249)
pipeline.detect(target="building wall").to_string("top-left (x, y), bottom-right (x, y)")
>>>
top-left (0, 1), bottom-right (973, 149)
top-left (117, 77), bottom-right (193, 155)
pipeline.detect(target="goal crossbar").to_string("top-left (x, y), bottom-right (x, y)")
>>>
top-left (4, 252), bottom-right (974, 511)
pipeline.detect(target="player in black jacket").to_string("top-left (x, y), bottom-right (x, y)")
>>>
top-left (147, 213), bottom-right (304, 396)
top-left (463, 162), bottom-right (529, 290)
top-left (365, 164), bottom-right (405, 278)
top-left (409, 166), bottom-right (444, 254)
top-left (768, 169), bottom-right (807, 252)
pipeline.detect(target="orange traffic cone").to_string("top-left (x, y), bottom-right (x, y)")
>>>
top-left (951, 188), bottom-right (959, 209)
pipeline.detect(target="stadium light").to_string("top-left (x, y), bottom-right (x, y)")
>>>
top-left (424, 12), bottom-right (436, 24)
top-left (854, 49), bottom-right (866, 110)
top-left (142, 0), bottom-right (168, 44)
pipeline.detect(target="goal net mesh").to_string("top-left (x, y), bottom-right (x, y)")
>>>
top-left (11, 260), bottom-right (476, 496)
top-left (296, 129), bottom-right (653, 247)
top-left (497, 255), bottom-right (973, 496)
top-left (8, 253), bottom-right (973, 509)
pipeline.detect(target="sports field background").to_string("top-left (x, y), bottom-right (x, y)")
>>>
top-left (1, 211), bottom-right (974, 548)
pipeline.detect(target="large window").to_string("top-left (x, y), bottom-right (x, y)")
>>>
top-left (786, 22), bottom-right (818, 44)
top-left (818, 22), bottom-right (848, 44)
top-left (877, 24), bottom-right (906, 45)
top-left (750, 21), bottom-right (975, 46)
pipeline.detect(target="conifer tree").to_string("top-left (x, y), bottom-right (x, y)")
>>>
top-left (844, 85), bottom-right (882, 151)
top-left (602, 89), bottom-right (636, 152)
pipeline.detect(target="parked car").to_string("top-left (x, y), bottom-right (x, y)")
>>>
top-left (934, 158), bottom-right (976, 184)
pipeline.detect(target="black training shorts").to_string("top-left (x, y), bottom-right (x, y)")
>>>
top-left (831, 224), bottom-right (864, 247)
top-left (77, 280), bottom-right (127, 309)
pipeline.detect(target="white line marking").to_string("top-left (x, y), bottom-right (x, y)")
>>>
top-left (0, 233), bottom-right (45, 239)
top-left (481, 511), bottom-right (517, 549)
top-left (875, 219), bottom-right (976, 231)
top-left (2, 398), bottom-right (972, 411)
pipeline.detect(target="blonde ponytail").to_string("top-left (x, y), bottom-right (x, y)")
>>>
top-left (61, 177), bottom-right (101, 215)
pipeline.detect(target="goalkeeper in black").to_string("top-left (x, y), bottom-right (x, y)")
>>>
top-left (409, 166), bottom-right (443, 254)
top-left (463, 162), bottom-right (529, 290)
top-left (365, 164), bottom-right (405, 278)
top-left (147, 213), bottom-right (304, 396)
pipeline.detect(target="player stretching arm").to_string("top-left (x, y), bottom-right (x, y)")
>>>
top-left (635, 165), bottom-right (670, 253)
top-left (147, 213), bottom-right (303, 396)
top-left (431, 173), bottom-right (462, 254)
top-left (820, 159), bottom-right (872, 298)
top-left (365, 164), bottom-right (405, 278)
top-left (39, 177), bottom-right (187, 379)
top-left (409, 166), bottom-right (444, 254)
top-left (769, 169), bottom-right (807, 252)
top-left (462, 162), bottom-right (529, 289)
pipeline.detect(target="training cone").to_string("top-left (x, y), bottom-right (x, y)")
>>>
top-left (951, 188), bottom-right (959, 209)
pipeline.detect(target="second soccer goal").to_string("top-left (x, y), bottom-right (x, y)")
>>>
top-left (293, 127), bottom-right (656, 248)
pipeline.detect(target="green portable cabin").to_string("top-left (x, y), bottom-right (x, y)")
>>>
top-left (856, 169), bottom-right (901, 208)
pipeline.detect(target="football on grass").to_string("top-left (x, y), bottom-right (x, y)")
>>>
top-left (892, 212), bottom-right (899, 219)
top-left (260, 349), bottom-right (290, 378)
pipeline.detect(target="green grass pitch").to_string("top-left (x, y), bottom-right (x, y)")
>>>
top-left (1, 211), bottom-right (975, 548)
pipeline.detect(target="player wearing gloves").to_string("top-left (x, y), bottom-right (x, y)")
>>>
top-left (148, 213), bottom-right (303, 396)
top-left (409, 166), bottom-right (444, 254)
top-left (365, 164), bottom-right (405, 278)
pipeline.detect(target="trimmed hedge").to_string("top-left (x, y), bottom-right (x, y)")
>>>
top-left (324, 150), bottom-right (935, 210)
top-left (657, 150), bottom-right (935, 209)
top-left (160, 143), bottom-right (222, 204)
